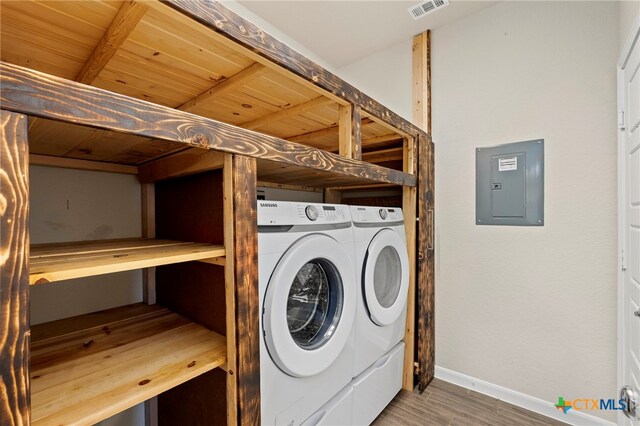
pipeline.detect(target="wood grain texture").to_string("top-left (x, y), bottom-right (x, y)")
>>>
top-left (178, 63), bottom-right (266, 112)
top-left (75, 1), bottom-right (148, 85)
top-left (416, 134), bottom-right (435, 392)
top-left (155, 170), bottom-right (228, 425)
top-left (412, 32), bottom-right (429, 132)
top-left (0, 111), bottom-right (30, 426)
top-left (160, 0), bottom-right (423, 138)
top-left (241, 96), bottom-right (333, 131)
top-left (29, 238), bottom-right (225, 285)
top-left (30, 304), bottom-right (226, 426)
top-left (339, 105), bottom-right (362, 160)
top-left (230, 156), bottom-right (260, 426)
top-left (29, 154), bottom-right (138, 175)
top-left (412, 31), bottom-right (434, 392)
top-left (223, 154), bottom-right (238, 426)
top-left (373, 379), bottom-right (566, 426)
top-left (141, 183), bottom-right (156, 306)
top-left (1, 62), bottom-right (416, 187)
top-left (138, 148), bottom-right (225, 183)
top-left (402, 136), bottom-right (417, 391)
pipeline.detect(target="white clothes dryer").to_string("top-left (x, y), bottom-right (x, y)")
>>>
top-left (258, 201), bottom-right (356, 426)
top-left (350, 205), bottom-right (409, 375)
top-left (349, 206), bottom-right (409, 425)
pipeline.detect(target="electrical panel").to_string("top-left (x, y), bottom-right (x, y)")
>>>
top-left (476, 139), bottom-right (544, 226)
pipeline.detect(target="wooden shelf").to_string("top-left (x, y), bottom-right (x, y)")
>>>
top-left (30, 303), bottom-right (227, 426)
top-left (30, 238), bottom-right (225, 285)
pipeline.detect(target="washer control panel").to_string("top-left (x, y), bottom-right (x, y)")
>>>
top-left (258, 201), bottom-right (350, 226)
top-left (350, 205), bottom-right (404, 224)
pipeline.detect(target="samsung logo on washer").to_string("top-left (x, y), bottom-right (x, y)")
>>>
top-left (260, 202), bottom-right (278, 207)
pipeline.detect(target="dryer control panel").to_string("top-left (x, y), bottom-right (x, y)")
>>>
top-left (350, 206), bottom-right (404, 224)
top-left (258, 201), bottom-right (350, 226)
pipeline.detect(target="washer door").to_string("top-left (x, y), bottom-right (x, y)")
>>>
top-left (363, 229), bottom-right (409, 326)
top-left (263, 234), bottom-right (355, 377)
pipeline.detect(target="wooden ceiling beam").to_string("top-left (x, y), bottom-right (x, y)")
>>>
top-left (161, 0), bottom-right (426, 139)
top-left (288, 118), bottom-right (375, 145)
top-left (138, 148), bottom-right (224, 183)
top-left (240, 96), bottom-right (333, 131)
top-left (76, 1), bottom-right (148, 85)
top-left (178, 63), bottom-right (266, 112)
top-left (2, 62), bottom-right (416, 187)
top-left (363, 133), bottom-right (403, 147)
top-left (362, 147), bottom-right (403, 164)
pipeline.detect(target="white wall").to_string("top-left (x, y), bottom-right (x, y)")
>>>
top-left (221, 0), bottom-right (336, 72)
top-left (337, 1), bottom-right (620, 422)
top-left (337, 38), bottom-right (413, 122)
top-left (619, 1), bottom-right (640, 53)
top-left (432, 2), bottom-right (618, 421)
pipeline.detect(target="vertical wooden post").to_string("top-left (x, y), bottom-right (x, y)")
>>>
top-left (412, 30), bottom-right (435, 392)
top-left (339, 105), bottom-right (362, 160)
top-left (416, 134), bottom-right (435, 392)
top-left (141, 183), bottom-right (156, 304)
top-left (0, 111), bottom-right (30, 426)
top-left (141, 182), bottom-right (157, 426)
top-left (227, 155), bottom-right (260, 425)
top-left (413, 31), bottom-right (430, 132)
top-left (402, 136), bottom-right (417, 391)
top-left (223, 154), bottom-right (238, 426)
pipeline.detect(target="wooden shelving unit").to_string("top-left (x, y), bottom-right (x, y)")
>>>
top-left (0, 1), bottom-right (435, 425)
top-left (30, 238), bottom-right (225, 284)
top-left (30, 303), bottom-right (227, 426)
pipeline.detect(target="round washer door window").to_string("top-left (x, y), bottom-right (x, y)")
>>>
top-left (287, 258), bottom-right (343, 349)
top-left (363, 229), bottom-right (409, 326)
top-left (263, 234), bottom-right (356, 377)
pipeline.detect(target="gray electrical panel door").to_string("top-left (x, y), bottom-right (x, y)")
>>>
top-left (476, 139), bottom-right (544, 226)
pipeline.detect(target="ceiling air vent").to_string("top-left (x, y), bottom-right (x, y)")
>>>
top-left (408, 0), bottom-right (450, 20)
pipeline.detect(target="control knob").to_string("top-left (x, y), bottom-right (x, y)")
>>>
top-left (305, 205), bottom-right (319, 221)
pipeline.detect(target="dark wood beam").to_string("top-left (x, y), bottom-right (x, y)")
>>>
top-left (228, 155), bottom-right (260, 425)
top-left (0, 111), bottom-right (30, 426)
top-left (413, 30), bottom-right (434, 393)
top-left (160, 0), bottom-right (426, 140)
top-left (76, 1), bottom-right (148, 85)
top-left (417, 133), bottom-right (435, 393)
top-left (1, 62), bottom-right (416, 187)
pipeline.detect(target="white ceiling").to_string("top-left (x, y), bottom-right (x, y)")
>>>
top-left (237, 1), bottom-right (498, 68)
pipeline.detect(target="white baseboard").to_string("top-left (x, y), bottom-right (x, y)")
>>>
top-left (434, 366), bottom-right (616, 426)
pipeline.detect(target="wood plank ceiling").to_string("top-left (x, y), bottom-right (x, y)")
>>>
top-left (0, 0), bottom-right (405, 172)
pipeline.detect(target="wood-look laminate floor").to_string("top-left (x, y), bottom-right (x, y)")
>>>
top-left (372, 379), bottom-right (568, 426)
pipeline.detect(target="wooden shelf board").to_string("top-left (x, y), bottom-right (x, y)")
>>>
top-left (30, 303), bottom-right (227, 426)
top-left (30, 238), bottom-right (225, 284)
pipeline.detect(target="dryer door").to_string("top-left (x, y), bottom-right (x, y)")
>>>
top-left (363, 229), bottom-right (409, 326)
top-left (263, 233), bottom-right (356, 377)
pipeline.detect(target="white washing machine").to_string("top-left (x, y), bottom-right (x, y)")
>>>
top-left (350, 205), bottom-right (409, 425)
top-left (258, 201), bottom-right (356, 426)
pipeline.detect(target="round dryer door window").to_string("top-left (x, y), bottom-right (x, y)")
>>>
top-left (263, 234), bottom-right (356, 377)
top-left (364, 229), bottom-right (409, 326)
